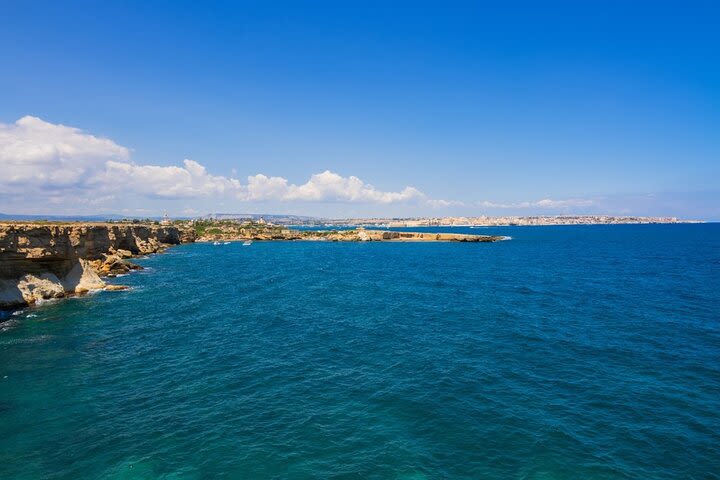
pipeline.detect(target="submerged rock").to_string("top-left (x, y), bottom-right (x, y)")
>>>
top-left (104, 284), bottom-right (131, 291)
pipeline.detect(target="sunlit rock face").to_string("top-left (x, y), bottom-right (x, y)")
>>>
top-left (0, 223), bottom-right (191, 309)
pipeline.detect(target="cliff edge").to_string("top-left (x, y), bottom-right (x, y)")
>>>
top-left (0, 223), bottom-right (195, 309)
top-left (1, 220), bottom-right (502, 310)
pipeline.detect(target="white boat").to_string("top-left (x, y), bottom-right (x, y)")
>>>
top-left (223, 242), bottom-right (230, 245)
top-left (243, 240), bottom-right (252, 246)
top-left (213, 241), bottom-right (221, 245)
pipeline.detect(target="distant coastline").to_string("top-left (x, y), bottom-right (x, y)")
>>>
top-left (313, 215), bottom-right (703, 228)
top-left (0, 212), bottom-right (704, 227)
top-left (0, 220), bottom-right (503, 311)
top-left (0, 213), bottom-right (702, 311)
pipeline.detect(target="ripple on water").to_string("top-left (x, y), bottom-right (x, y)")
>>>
top-left (0, 334), bottom-right (54, 345)
top-left (0, 224), bottom-right (719, 479)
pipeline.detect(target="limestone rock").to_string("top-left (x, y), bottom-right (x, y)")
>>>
top-left (16, 274), bottom-right (66, 304)
top-left (63, 259), bottom-right (106, 293)
top-left (0, 223), bottom-right (186, 309)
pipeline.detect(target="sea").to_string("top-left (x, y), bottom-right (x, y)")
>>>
top-left (1, 224), bottom-right (718, 479)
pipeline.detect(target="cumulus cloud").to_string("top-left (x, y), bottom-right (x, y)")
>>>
top-left (0, 116), bottom-right (427, 211)
top-left (1, 115), bottom-right (604, 216)
top-left (243, 171), bottom-right (423, 203)
top-left (100, 159), bottom-right (242, 198)
top-left (0, 115), bottom-right (129, 189)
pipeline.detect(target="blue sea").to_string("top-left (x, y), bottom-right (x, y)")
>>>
top-left (1, 224), bottom-right (718, 479)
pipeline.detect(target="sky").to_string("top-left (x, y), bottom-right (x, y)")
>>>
top-left (1, 1), bottom-right (718, 219)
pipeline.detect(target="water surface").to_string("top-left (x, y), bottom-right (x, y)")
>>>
top-left (1, 224), bottom-right (718, 479)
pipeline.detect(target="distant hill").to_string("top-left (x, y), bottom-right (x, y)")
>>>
top-left (0, 212), bottom-right (320, 224)
top-left (0, 213), bottom-right (128, 222)
top-left (203, 213), bottom-right (319, 223)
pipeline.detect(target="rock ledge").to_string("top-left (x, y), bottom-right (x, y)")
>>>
top-left (0, 223), bottom-right (194, 309)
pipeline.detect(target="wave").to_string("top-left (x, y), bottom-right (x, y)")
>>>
top-left (0, 334), bottom-right (53, 345)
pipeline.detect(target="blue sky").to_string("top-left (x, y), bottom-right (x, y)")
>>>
top-left (1, 1), bottom-right (718, 219)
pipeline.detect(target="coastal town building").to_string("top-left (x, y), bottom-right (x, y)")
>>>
top-left (317, 215), bottom-right (689, 228)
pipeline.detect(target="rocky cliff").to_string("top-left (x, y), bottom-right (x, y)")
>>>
top-left (1, 221), bottom-right (502, 310)
top-left (0, 223), bottom-right (195, 309)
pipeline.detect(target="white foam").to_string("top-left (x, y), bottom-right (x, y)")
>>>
top-left (0, 318), bottom-right (19, 331)
top-left (34, 297), bottom-right (59, 306)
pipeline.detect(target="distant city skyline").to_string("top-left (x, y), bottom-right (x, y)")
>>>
top-left (1, 2), bottom-right (718, 220)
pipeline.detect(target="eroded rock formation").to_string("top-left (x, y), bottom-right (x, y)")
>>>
top-left (0, 223), bottom-right (195, 309)
top-left (0, 220), bottom-right (502, 310)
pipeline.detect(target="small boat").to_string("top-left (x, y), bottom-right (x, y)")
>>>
top-left (213, 241), bottom-right (221, 245)
top-left (243, 240), bottom-right (252, 246)
top-left (223, 242), bottom-right (230, 245)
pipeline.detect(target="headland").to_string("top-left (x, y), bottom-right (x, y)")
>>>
top-left (189, 219), bottom-right (503, 243)
top-left (0, 220), bottom-right (503, 310)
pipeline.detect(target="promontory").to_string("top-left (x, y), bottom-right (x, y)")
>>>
top-left (0, 221), bottom-right (504, 310)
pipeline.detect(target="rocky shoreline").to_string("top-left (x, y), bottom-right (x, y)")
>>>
top-left (198, 229), bottom-right (504, 243)
top-left (0, 222), bottom-right (503, 310)
top-left (0, 223), bottom-right (196, 310)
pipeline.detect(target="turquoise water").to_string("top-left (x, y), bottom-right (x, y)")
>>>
top-left (1, 224), bottom-right (718, 479)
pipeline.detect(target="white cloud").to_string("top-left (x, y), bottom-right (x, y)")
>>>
top-left (99, 159), bottom-right (242, 198)
top-left (427, 199), bottom-right (466, 208)
top-left (478, 198), bottom-right (594, 210)
top-left (243, 170), bottom-right (424, 203)
top-left (0, 116), bottom-right (427, 212)
top-left (2, 115), bottom-right (699, 219)
top-left (534, 198), bottom-right (594, 208)
top-left (0, 115), bottom-right (128, 189)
